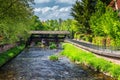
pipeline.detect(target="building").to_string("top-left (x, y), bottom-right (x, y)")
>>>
top-left (109, 0), bottom-right (120, 10)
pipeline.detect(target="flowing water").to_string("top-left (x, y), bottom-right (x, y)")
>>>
top-left (0, 47), bottom-right (115, 80)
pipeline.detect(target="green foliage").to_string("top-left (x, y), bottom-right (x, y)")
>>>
top-left (0, 0), bottom-right (34, 44)
top-left (100, 0), bottom-right (111, 5)
top-left (92, 37), bottom-right (104, 45)
top-left (90, 0), bottom-right (120, 46)
top-left (109, 65), bottom-right (120, 78)
top-left (30, 15), bottom-right (44, 30)
top-left (41, 19), bottom-right (76, 38)
top-left (90, 0), bottom-right (106, 36)
top-left (60, 19), bottom-right (76, 38)
top-left (49, 55), bottom-right (58, 61)
top-left (71, 0), bottom-right (97, 34)
top-left (45, 19), bottom-right (60, 31)
top-left (61, 43), bottom-right (120, 79)
top-left (49, 42), bottom-right (57, 49)
top-left (0, 44), bottom-right (25, 67)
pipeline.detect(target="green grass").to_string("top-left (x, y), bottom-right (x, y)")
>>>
top-left (61, 43), bottom-right (120, 79)
top-left (49, 42), bottom-right (57, 49)
top-left (49, 55), bottom-right (58, 61)
top-left (0, 44), bottom-right (25, 67)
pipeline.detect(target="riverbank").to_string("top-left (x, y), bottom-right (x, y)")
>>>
top-left (61, 43), bottom-right (120, 80)
top-left (0, 44), bottom-right (25, 67)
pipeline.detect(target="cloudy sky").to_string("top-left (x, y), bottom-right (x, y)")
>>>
top-left (33, 0), bottom-right (79, 21)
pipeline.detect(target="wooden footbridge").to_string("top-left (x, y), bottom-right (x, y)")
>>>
top-left (26, 31), bottom-right (70, 47)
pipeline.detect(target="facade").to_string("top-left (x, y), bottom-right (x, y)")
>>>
top-left (109, 0), bottom-right (120, 10)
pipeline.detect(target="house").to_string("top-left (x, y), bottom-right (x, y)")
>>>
top-left (109, 0), bottom-right (120, 10)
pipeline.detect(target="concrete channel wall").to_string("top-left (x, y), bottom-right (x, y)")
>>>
top-left (65, 39), bottom-right (120, 59)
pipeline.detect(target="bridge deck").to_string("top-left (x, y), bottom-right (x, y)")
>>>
top-left (30, 31), bottom-right (70, 35)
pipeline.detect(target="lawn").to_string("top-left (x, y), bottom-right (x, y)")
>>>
top-left (61, 43), bottom-right (120, 80)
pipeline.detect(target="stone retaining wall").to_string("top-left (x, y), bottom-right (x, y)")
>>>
top-left (0, 44), bottom-right (16, 53)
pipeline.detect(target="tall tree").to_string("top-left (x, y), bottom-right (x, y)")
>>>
top-left (45, 20), bottom-right (60, 31)
top-left (90, 0), bottom-right (120, 46)
top-left (30, 15), bottom-right (44, 30)
top-left (71, 0), bottom-right (97, 34)
top-left (100, 0), bottom-right (111, 5)
top-left (71, 0), bottom-right (111, 35)
top-left (0, 0), bottom-right (34, 44)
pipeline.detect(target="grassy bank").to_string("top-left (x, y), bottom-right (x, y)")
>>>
top-left (61, 43), bottom-right (120, 80)
top-left (0, 44), bottom-right (25, 67)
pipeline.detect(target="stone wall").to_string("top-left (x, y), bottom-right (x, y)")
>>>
top-left (0, 44), bottom-right (16, 53)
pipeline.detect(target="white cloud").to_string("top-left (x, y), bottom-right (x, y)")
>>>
top-left (34, 0), bottom-right (50, 3)
top-left (34, 6), bottom-right (72, 21)
top-left (56, 0), bottom-right (81, 4)
top-left (34, 6), bottom-right (59, 14)
top-left (59, 7), bottom-right (71, 12)
top-left (56, 0), bottom-right (76, 4)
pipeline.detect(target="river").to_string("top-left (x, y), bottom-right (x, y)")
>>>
top-left (0, 47), bottom-right (115, 80)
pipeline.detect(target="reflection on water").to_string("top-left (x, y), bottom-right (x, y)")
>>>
top-left (0, 47), bottom-right (115, 80)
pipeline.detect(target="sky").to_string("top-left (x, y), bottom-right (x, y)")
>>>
top-left (33, 0), bottom-right (80, 21)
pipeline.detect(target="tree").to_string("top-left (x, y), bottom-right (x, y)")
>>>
top-left (71, 0), bottom-right (97, 34)
top-left (71, 0), bottom-right (111, 35)
top-left (60, 19), bottom-right (77, 38)
top-left (0, 0), bottom-right (34, 44)
top-left (45, 20), bottom-right (60, 31)
top-left (100, 0), bottom-right (111, 5)
top-left (90, 0), bottom-right (120, 46)
top-left (90, 0), bottom-right (106, 36)
top-left (30, 15), bottom-right (44, 30)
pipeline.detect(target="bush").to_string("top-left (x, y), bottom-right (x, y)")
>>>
top-left (36, 42), bottom-right (41, 46)
top-left (49, 42), bottom-right (57, 49)
top-left (49, 55), bottom-right (58, 61)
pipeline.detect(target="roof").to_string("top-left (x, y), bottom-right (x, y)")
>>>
top-left (30, 31), bottom-right (70, 35)
top-left (108, 0), bottom-right (120, 10)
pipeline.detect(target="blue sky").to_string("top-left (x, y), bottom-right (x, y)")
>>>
top-left (33, 0), bottom-right (80, 21)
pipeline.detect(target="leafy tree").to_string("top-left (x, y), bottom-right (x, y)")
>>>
top-left (90, 0), bottom-right (120, 46)
top-left (90, 0), bottom-right (106, 36)
top-left (60, 19), bottom-right (77, 38)
top-left (30, 15), bottom-right (44, 30)
top-left (71, 0), bottom-right (111, 35)
top-left (71, 0), bottom-right (97, 34)
top-left (100, 0), bottom-right (111, 5)
top-left (0, 0), bottom-right (34, 44)
top-left (45, 20), bottom-right (60, 31)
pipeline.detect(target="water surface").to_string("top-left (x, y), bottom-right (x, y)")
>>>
top-left (0, 47), bottom-right (115, 80)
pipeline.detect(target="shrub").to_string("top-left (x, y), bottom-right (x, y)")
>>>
top-left (36, 42), bottom-right (41, 46)
top-left (49, 42), bottom-right (57, 49)
top-left (49, 55), bottom-right (58, 61)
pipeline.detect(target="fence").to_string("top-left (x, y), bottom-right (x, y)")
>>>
top-left (66, 39), bottom-right (120, 58)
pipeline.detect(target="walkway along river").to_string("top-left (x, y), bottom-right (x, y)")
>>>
top-left (0, 47), bottom-right (115, 80)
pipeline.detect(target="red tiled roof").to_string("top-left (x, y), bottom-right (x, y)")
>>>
top-left (109, 0), bottom-right (120, 10)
